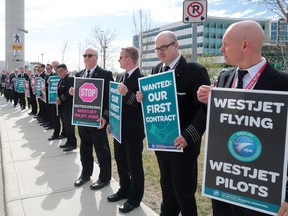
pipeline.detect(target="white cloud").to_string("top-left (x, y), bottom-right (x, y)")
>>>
top-left (208, 0), bottom-right (225, 6)
top-left (208, 9), bottom-right (229, 17)
top-left (230, 9), bottom-right (255, 18)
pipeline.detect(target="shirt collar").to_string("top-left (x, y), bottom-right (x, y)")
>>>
top-left (237, 57), bottom-right (266, 78)
top-left (86, 64), bottom-right (97, 77)
top-left (126, 66), bottom-right (138, 77)
top-left (164, 54), bottom-right (181, 69)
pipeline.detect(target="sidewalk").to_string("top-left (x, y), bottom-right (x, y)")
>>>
top-left (0, 96), bottom-right (158, 216)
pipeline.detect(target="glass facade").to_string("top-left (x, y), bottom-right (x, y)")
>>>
top-left (134, 17), bottom-right (287, 73)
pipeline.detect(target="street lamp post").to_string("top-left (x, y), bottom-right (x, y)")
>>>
top-left (78, 43), bottom-right (81, 71)
top-left (41, 53), bottom-right (44, 63)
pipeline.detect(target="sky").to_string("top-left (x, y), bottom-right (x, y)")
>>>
top-left (0, 0), bottom-right (281, 71)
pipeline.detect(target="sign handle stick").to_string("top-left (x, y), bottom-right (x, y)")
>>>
top-left (56, 104), bottom-right (59, 116)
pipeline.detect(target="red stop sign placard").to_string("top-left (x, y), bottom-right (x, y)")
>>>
top-left (79, 83), bottom-right (98, 103)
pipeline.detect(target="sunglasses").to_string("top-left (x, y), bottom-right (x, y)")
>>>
top-left (83, 54), bottom-right (96, 58)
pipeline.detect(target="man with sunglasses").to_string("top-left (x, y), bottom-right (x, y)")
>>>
top-left (136, 31), bottom-right (210, 216)
top-left (70, 46), bottom-right (113, 190)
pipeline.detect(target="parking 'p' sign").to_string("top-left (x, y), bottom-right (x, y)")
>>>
top-left (183, 0), bottom-right (207, 23)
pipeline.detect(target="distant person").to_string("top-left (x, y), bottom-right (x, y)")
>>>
top-left (197, 20), bottom-right (288, 216)
top-left (1, 70), bottom-right (7, 97)
top-left (36, 64), bottom-right (47, 125)
top-left (107, 47), bottom-right (145, 213)
top-left (5, 70), bottom-right (12, 102)
top-left (55, 64), bottom-right (77, 152)
top-left (29, 65), bottom-right (39, 116)
top-left (18, 67), bottom-right (29, 110)
top-left (26, 69), bottom-right (36, 115)
top-left (48, 61), bottom-right (65, 141)
top-left (69, 46), bottom-right (113, 190)
top-left (10, 68), bottom-right (19, 107)
top-left (136, 31), bottom-right (210, 216)
top-left (42, 64), bottom-right (55, 130)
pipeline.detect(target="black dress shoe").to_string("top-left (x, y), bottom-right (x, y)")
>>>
top-left (63, 146), bottom-right (76, 152)
top-left (48, 135), bottom-right (58, 141)
top-left (90, 179), bottom-right (110, 190)
top-left (119, 201), bottom-right (139, 213)
top-left (45, 126), bottom-right (53, 130)
top-left (107, 191), bottom-right (128, 202)
top-left (74, 175), bottom-right (90, 187)
top-left (57, 134), bottom-right (66, 139)
top-left (59, 143), bottom-right (69, 148)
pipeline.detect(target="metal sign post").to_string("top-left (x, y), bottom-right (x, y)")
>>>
top-left (183, 0), bottom-right (207, 62)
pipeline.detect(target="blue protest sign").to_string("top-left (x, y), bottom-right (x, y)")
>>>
top-left (48, 76), bottom-right (60, 104)
top-left (109, 81), bottom-right (122, 143)
top-left (139, 71), bottom-right (181, 152)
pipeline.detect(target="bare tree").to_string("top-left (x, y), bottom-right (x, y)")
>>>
top-left (250, 0), bottom-right (288, 70)
top-left (132, 9), bottom-right (153, 73)
top-left (250, 0), bottom-right (288, 20)
top-left (87, 26), bottom-right (118, 69)
top-left (60, 39), bottom-right (71, 63)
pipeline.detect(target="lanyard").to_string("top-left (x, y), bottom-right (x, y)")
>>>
top-left (231, 62), bottom-right (267, 89)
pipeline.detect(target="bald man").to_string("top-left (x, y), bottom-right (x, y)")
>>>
top-left (197, 20), bottom-right (288, 216)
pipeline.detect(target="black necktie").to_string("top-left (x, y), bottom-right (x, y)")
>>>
top-left (86, 70), bottom-right (90, 78)
top-left (163, 66), bottom-right (170, 72)
top-left (124, 73), bottom-right (129, 83)
top-left (236, 70), bottom-right (248, 89)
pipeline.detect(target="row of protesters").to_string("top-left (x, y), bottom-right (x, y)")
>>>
top-left (1, 69), bottom-right (10, 101)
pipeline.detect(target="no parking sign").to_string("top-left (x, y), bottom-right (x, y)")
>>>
top-left (183, 0), bottom-right (207, 23)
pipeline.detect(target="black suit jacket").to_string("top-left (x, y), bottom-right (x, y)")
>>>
top-left (18, 73), bottom-right (29, 80)
top-left (58, 74), bottom-right (74, 112)
top-left (152, 55), bottom-right (211, 162)
top-left (116, 68), bottom-right (145, 142)
top-left (217, 62), bottom-right (288, 91)
top-left (75, 65), bottom-right (114, 121)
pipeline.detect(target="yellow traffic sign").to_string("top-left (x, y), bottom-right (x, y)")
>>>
top-left (13, 44), bottom-right (23, 50)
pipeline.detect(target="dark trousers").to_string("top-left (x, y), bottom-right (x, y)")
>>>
top-left (4, 88), bottom-right (10, 100)
top-left (114, 139), bottom-right (144, 206)
top-left (48, 104), bottom-right (56, 128)
top-left (212, 199), bottom-right (270, 216)
top-left (30, 94), bottom-right (37, 114)
top-left (40, 100), bottom-right (48, 122)
top-left (13, 90), bottom-right (19, 106)
top-left (53, 113), bottom-right (61, 137)
top-left (78, 126), bottom-right (111, 182)
top-left (19, 93), bottom-right (26, 108)
top-left (60, 110), bottom-right (76, 147)
top-left (37, 98), bottom-right (42, 118)
top-left (157, 154), bottom-right (198, 216)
